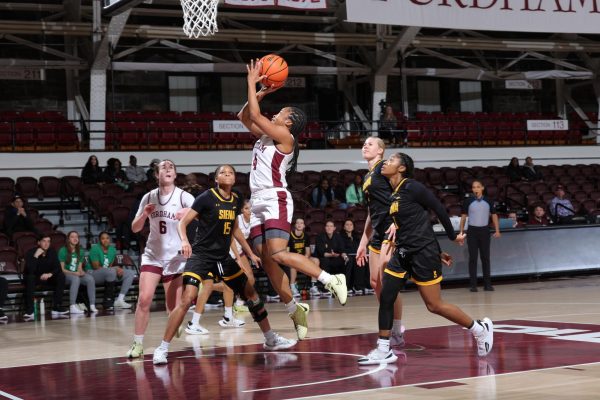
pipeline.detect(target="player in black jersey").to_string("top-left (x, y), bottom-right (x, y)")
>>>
top-left (358, 153), bottom-right (493, 365)
top-left (356, 137), bottom-right (405, 346)
top-left (153, 164), bottom-right (296, 365)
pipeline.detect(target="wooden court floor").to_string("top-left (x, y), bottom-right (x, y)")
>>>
top-left (1, 275), bottom-right (600, 399)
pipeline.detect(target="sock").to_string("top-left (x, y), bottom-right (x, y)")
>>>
top-left (263, 329), bottom-right (277, 342)
top-left (317, 271), bottom-right (332, 285)
top-left (392, 319), bottom-right (403, 334)
top-left (192, 312), bottom-right (202, 325)
top-left (117, 294), bottom-right (125, 302)
top-left (469, 320), bottom-right (484, 336)
top-left (224, 307), bottom-right (233, 320)
top-left (285, 300), bottom-right (297, 314)
top-left (159, 340), bottom-right (170, 351)
top-left (133, 334), bottom-right (144, 345)
top-left (377, 337), bottom-right (390, 353)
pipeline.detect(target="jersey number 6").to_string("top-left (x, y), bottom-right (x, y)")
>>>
top-left (159, 220), bottom-right (167, 234)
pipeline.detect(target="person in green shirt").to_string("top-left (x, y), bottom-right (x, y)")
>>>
top-left (345, 174), bottom-right (365, 207)
top-left (58, 231), bottom-right (97, 314)
top-left (89, 231), bottom-right (135, 310)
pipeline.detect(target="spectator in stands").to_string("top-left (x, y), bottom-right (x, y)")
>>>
top-left (146, 158), bottom-right (160, 183)
top-left (58, 231), bottom-right (97, 315)
top-left (81, 155), bottom-right (104, 185)
top-left (506, 157), bottom-right (524, 182)
top-left (315, 220), bottom-right (347, 280)
top-left (345, 174), bottom-right (365, 207)
top-left (460, 180), bottom-right (501, 292)
top-left (378, 105), bottom-right (399, 145)
top-left (104, 158), bottom-right (130, 191)
top-left (287, 217), bottom-right (320, 298)
top-left (549, 185), bottom-right (575, 224)
top-left (88, 231), bottom-right (135, 309)
top-left (339, 219), bottom-right (365, 295)
top-left (125, 155), bottom-right (147, 184)
top-left (311, 178), bottom-right (339, 209)
top-left (182, 173), bottom-right (203, 197)
top-left (329, 176), bottom-right (347, 209)
top-left (528, 205), bottom-right (551, 226)
top-left (3, 195), bottom-right (36, 238)
top-left (23, 234), bottom-right (68, 319)
top-left (522, 156), bottom-right (543, 181)
top-left (0, 276), bottom-right (8, 321)
top-left (506, 212), bottom-right (525, 228)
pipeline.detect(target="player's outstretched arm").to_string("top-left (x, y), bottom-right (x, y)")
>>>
top-left (232, 219), bottom-right (261, 267)
top-left (178, 208), bottom-right (198, 258)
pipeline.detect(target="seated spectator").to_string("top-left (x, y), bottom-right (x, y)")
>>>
top-left (311, 178), bottom-right (340, 209)
top-left (81, 154), bottom-right (104, 185)
top-left (23, 234), bottom-right (68, 319)
top-left (146, 158), bottom-right (160, 183)
top-left (378, 105), bottom-right (400, 145)
top-left (329, 176), bottom-right (347, 209)
top-left (0, 276), bottom-right (7, 321)
top-left (58, 231), bottom-right (97, 315)
top-left (103, 158), bottom-right (130, 190)
top-left (502, 212), bottom-right (525, 228)
top-left (314, 220), bottom-right (347, 278)
top-left (506, 157), bottom-right (524, 182)
top-left (125, 155), bottom-right (147, 184)
top-left (3, 195), bottom-right (36, 238)
top-left (286, 217), bottom-right (321, 298)
top-left (528, 205), bottom-right (551, 226)
top-left (339, 219), bottom-right (367, 295)
top-left (522, 156), bottom-right (543, 181)
top-left (345, 174), bottom-right (365, 207)
top-left (548, 185), bottom-right (575, 224)
top-left (88, 231), bottom-right (135, 309)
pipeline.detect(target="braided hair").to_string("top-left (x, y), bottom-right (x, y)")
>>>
top-left (285, 106), bottom-right (306, 176)
top-left (394, 152), bottom-right (415, 178)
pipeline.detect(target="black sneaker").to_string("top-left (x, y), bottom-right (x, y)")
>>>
top-left (0, 309), bottom-right (7, 320)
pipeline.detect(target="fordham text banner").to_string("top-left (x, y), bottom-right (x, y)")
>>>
top-left (346, 0), bottom-right (600, 34)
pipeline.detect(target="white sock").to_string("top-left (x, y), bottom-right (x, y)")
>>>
top-left (392, 319), bottom-right (403, 334)
top-left (117, 293), bottom-right (125, 302)
top-left (469, 320), bottom-right (484, 336)
top-left (192, 312), bottom-right (202, 325)
top-left (224, 307), bottom-right (233, 320)
top-left (133, 334), bottom-right (144, 345)
top-left (377, 338), bottom-right (390, 353)
top-left (159, 340), bottom-right (170, 351)
top-left (263, 329), bottom-right (277, 342)
top-left (285, 300), bottom-right (297, 314)
top-left (317, 271), bottom-right (332, 285)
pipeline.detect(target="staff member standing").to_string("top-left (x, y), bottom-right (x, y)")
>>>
top-left (460, 180), bottom-right (500, 292)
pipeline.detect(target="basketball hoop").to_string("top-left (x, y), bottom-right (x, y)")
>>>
top-left (180, 0), bottom-right (219, 38)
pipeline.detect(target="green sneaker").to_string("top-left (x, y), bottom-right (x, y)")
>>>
top-left (126, 342), bottom-right (144, 359)
top-left (289, 303), bottom-right (310, 340)
top-left (233, 303), bottom-right (249, 313)
top-left (324, 274), bottom-right (348, 306)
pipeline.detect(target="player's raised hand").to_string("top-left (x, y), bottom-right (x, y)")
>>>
top-left (143, 203), bottom-right (156, 216)
top-left (247, 59), bottom-right (266, 86)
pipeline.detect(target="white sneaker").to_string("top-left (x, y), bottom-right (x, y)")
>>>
top-left (263, 333), bottom-right (297, 351)
top-left (358, 348), bottom-right (398, 365)
top-left (89, 305), bottom-right (99, 313)
top-left (324, 274), bottom-right (348, 306)
top-left (185, 321), bottom-right (209, 335)
top-left (114, 299), bottom-right (132, 309)
top-left (70, 304), bottom-right (85, 314)
top-left (309, 285), bottom-right (320, 298)
top-left (218, 316), bottom-right (245, 328)
top-left (291, 284), bottom-right (300, 298)
top-left (473, 317), bottom-right (494, 357)
top-left (77, 303), bottom-right (88, 312)
top-left (390, 330), bottom-right (405, 347)
top-left (153, 347), bottom-right (168, 365)
top-left (265, 294), bottom-right (280, 303)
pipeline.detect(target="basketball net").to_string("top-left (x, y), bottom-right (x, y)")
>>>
top-left (181, 0), bottom-right (219, 38)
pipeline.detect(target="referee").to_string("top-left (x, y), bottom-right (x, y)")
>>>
top-left (459, 180), bottom-right (500, 292)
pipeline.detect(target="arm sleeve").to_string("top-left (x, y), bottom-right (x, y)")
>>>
top-left (412, 182), bottom-right (457, 241)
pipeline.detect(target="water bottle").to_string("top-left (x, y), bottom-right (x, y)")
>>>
top-left (33, 298), bottom-right (38, 319)
top-left (39, 298), bottom-right (45, 316)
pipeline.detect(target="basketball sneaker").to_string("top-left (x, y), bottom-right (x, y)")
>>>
top-left (233, 302), bottom-right (249, 313)
top-left (390, 330), bottom-right (405, 347)
top-left (70, 304), bottom-right (85, 314)
top-left (289, 302), bottom-right (310, 340)
top-left (309, 285), bottom-right (320, 298)
top-left (89, 305), bottom-right (99, 313)
top-left (153, 347), bottom-right (168, 365)
top-left (0, 309), bottom-right (7, 320)
top-left (114, 299), bottom-right (132, 309)
top-left (473, 317), bottom-right (494, 356)
top-left (126, 342), bottom-right (144, 359)
top-left (324, 274), bottom-right (348, 306)
top-left (218, 316), bottom-right (245, 328)
top-left (185, 321), bottom-right (209, 335)
top-left (358, 348), bottom-right (398, 365)
top-left (291, 284), bottom-right (300, 298)
top-left (263, 333), bottom-right (297, 351)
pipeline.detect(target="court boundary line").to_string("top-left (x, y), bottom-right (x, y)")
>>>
top-left (0, 389), bottom-right (23, 400)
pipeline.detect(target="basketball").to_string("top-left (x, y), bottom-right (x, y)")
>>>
top-left (259, 54), bottom-right (288, 88)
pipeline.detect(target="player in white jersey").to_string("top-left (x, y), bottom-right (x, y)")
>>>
top-left (126, 159), bottom-right (195, 359)
top-left (230, 199), bottom-right (253, 312)
top-left (237, 59), bottom-right (348, 341)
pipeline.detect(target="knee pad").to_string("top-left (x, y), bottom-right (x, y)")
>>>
top-left (225, 273), bottom-right (248, 300)
top-left (246, 298), bottom-right (268, 323)
top-left (182, 275), bottom-right (201, 288)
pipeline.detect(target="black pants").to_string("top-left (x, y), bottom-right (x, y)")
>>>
top-left (24, 273), bottom-right (66, 313)
top-left (0, 277), bottom-right (7, 309)
top-left (344, 256), bottom-right (369, 291)
top-left (320, 257), bottom-right (345, 276)
top-left (467, 226), bottom-right (492, 288)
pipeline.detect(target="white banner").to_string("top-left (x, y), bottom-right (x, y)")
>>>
top-left (212, 120), bottom-right (250, 133)
top-left (346, 0), bottom-right (600, 34)
top-left (224, 0), bottom-right (326, 8)
top-left (527, 120), bottom-right (569, 131)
